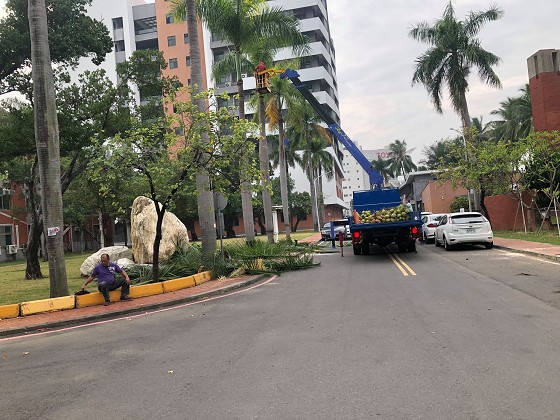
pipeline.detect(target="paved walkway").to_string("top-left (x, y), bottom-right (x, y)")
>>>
top-left (1, 235), bottom-right (559, 338)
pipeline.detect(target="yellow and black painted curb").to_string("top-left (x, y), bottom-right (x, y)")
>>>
top-left (0, 271), bottom-right (213, 319)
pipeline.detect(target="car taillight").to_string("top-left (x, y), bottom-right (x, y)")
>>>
top-left (353, 231), bottom-right (360, 239)
top-left (427, 223), bottom-right (436, 228)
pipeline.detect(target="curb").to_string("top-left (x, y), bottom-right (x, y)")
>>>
top-left (0, 274), bottom-right (269, 339)
top-left (493, 244), bottom-right (560, 263)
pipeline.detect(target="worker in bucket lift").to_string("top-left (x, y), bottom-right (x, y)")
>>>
top-left (255, 61), bottom-right (266, 73)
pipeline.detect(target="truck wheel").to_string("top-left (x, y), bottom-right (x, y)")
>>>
top-left (361, 242), bottom-right (370, 255)
top-left (398, 244), bottom-right (407, 253)
top-left (353, 244), bottom-right (362, 255)
top-left (408, 241), bottom-right (416, 253)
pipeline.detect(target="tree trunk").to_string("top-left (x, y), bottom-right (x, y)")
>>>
top-left (187, 0), bottom-right (216, 259)
top-left (25, 160), bottom-right (43, 279)
top-left (152, 204), bottom-right (165, 283)
top-left (29, 0), bottom-right (68, 297)
top-left (258, 93), bottom-right (274, 243)
top-left (479, 188), bottom-right (491, 225)
top-left (277, 111), bottom-right (291, 240)
top-left (235, 52), bottom-right (255, 243)
top-left (308, 161), bottom-right (319, 232)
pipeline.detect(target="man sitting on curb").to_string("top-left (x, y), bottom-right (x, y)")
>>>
top-left (82, 254), bottom-right (132, 306)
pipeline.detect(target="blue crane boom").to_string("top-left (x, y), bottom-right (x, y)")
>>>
top-left (279, 68), bottom-right (384, 189)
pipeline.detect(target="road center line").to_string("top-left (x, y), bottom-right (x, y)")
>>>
top-left (387, 252), bottom-right (409, 276)
top-left (392, 253), bottom-right (417, 276)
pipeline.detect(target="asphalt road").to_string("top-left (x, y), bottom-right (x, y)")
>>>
top-left (2, 243), bottom-right (560, 419)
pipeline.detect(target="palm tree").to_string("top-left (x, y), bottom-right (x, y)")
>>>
top-left (387, 139), bottom-right (417, 179)
top-left (421, 138), bottom-right (462, 169)
top-left (371, 156), bottom-right (393, 186)
top-left (490, 85), bottom-right (533, 142)
top-left (409, 2), bottom-right (503, 133)
top-left (28, 0), bottom-right (68, 296)
top-left (286, 97), bottom-right (333, 231)
top-left (173, 0), bottom-right (216, 257)
top-left (172, 0), bottom-right (308, 243)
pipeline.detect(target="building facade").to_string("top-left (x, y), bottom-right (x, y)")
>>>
top-left (528, 49), bottom-right (560, 132)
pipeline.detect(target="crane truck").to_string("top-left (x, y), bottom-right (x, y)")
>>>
top-left (255, 68), bottom-right (422, 255)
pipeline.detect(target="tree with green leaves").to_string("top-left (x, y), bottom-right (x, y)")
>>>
top-left (420, 138), bottom-right (463, 170)
top-left (371, 156), bottom-right (393, 186)
top-left (171, 0), bottom-right (308, 243)
top-left (290, 191), bottom-right (312, 232)
top-left (99, 89), bottom-right (259, 282)
top-left (170, 0), bottom-right (217, 258)
top-left (409, 2), bottom-right (503, 133)
top-left (386, 139), bottom-right (417, 178)
top-left (436, 138), bottom-right (527, 223)
top-left (490, 85), bottom-right (533, 142)
top-left (1, 0), bottom-right (112, 95)
top-left (286, 96), bottom-right (333, 231)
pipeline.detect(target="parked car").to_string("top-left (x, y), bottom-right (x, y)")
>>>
top-left (321, 220), bottom-right (350, 241)
top-left (421, 213), bottom-right (445, 243)
top-left (434, 212), bottom-right (493, 250)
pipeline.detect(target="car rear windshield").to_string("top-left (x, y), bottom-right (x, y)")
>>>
top-left (331, 220), bottom-right (348, 227)
top-left (451, 214), bottom-right (486, 224)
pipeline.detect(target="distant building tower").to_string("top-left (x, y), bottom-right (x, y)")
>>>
top-left (527, 49), bottom-right (560, 131)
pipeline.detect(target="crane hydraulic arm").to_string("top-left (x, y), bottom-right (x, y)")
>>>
top-left (279, 68), bottom-right (383, 189)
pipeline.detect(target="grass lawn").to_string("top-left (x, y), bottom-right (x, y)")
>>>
top-left (493, 230), bottom-right (560, 246)
top-left (0, 231), bottom-right (318, 306)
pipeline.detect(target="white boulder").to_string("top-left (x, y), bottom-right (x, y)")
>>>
top-left (80, 246), bottom-right (133, 276)
top-left (130, 196), bottom-right (189, 264)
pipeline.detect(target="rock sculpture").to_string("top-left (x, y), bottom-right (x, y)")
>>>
top-left (80, 246), bottom-right (133, 276)
top-left (130, 196), bottom-right (190, 264)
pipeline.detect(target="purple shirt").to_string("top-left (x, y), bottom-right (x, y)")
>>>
top-left (92, 262), bottom-right (122, 285)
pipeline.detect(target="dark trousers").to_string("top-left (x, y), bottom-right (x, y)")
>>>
top-left (98, 278), bottom-right (130, 302)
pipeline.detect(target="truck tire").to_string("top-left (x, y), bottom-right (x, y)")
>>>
top-left (408, 241), bottom-right (416, 253)
top-left (353, 244), bottom-right (362, 255)
top-left (398, 244), bottom-right (407, 253)
top-left (361, 242), bottom-right (370, 255)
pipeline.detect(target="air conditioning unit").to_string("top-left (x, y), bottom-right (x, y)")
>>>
top-left (1, 188), bottom-right (11, 195)
top-left (241, 73), bottom-right (247, 78)
top-left (224, 82), bottom-right (231, 87)
top-left (228, 105), bottom-right (235, 110)
top-left (6, 245), bottom-right (18, 254)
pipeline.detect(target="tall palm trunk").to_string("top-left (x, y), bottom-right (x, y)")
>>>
top-left (306, 137), bottom-right (318, 232)
top-left (258, 93), bottom-right (274, 243)
top-left (235, 51), bottom-right (255, 242)
top-left (29, 0), bottom-right (68, 297)
top-left (277, 104), bottom-right (291, 240)
top-left (187, 0), bottom-right (216, 257)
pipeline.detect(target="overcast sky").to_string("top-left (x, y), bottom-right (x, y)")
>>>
top-left (1, 0), bottom-right (558, 164)
top-left (327, 0), bottom-right (559, 163)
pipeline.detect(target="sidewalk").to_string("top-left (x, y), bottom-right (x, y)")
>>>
top-left (0, 274), bottom-right (267, 338)
top-left (493, 236), bottom-right (560, 262)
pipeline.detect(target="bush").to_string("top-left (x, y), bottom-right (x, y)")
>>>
top-left (450, 196), bottom-right (469, 213)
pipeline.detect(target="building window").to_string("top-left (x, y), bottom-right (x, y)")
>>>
top-left (114, 40), bottom-right (125, 52)
top-left (167, 35), bottom-right (176, 47)
top-left (184, 33), bottom-right (189, 44)
top-left (165, 14), bottom-right (174, 24)
top-left (0, 194), bottom-right (9, 210)
top-left (112, 17), bottom-right (123, 30)
top-left (169, 58), bottom-right (178, 69)
top-left (0, 225), bottom-right (12, 246)
top-left (186, 56), bottom-right (191, 66)
top-left (187, 79), bottom-right (191, 86)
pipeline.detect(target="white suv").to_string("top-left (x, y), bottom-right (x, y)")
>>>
top-left (434, 212), bottom-right (493, 250)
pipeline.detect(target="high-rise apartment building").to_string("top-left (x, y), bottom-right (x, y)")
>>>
top-left (209, 0), bottom-right (347, 219)
top-left (76, 0), bottom-right (207, 104)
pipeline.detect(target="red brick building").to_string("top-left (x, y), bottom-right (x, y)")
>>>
top-left (0, 182), bottom-right (28, 261)
top-left (528, 49), bottom-right (560, 132)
